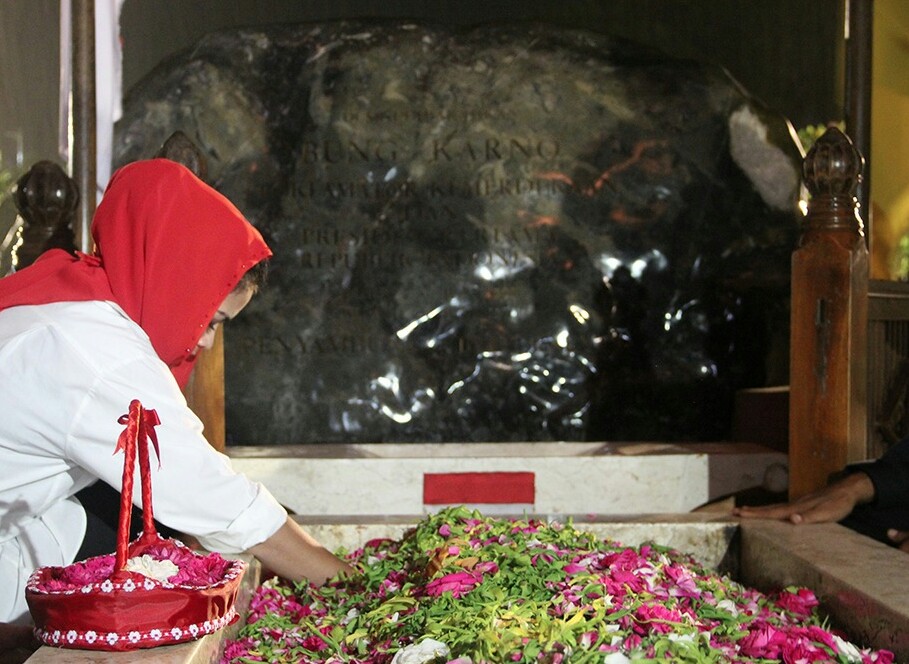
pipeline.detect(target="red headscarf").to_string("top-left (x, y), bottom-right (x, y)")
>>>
top-left (0, 159), bottom-right (272, 387)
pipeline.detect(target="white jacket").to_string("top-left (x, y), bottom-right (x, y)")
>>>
top-left (0, 300), bottom-right (286, 623)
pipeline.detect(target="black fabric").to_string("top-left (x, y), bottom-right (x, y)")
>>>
top-left (859, 437), bottom-right (909, 509)
top-left (840, 503), bottom-right (909, 545)
top-left (74, 480), bottom-right (179, 561)
top-left (840, 437), bottom-right (909, 546)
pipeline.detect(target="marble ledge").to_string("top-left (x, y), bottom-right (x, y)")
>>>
top-left (26, 638), bottom-right (221, 664)
top-left (740, 520), bottom-right (909, 659)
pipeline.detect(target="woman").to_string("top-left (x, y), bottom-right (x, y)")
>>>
top-left (0, 159), bottom-right (352, 627)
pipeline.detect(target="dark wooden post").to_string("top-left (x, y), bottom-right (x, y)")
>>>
top-left (72, 0), bottom-right (97, 252)
top-left (183, 331), bottom-right (226, 451)
top-left (789, 127), bottom-right (868, 499)
top-left (845, 0), bottom-right (873, 243)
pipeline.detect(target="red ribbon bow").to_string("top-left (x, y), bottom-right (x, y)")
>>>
top-left (112, 400), bottom-right (163, 577)
top-left (115, 401), bottom-right (161, 466)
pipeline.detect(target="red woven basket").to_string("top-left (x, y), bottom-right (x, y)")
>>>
top-left (25, 399), bottom-right (247, 651)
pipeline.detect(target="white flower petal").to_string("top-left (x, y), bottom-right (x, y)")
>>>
top-left (832, 634), bottom-right (864, 663)
top-left (391, 638), bottom-right (450, 664)
top-left (125, 554), bottom-right (179, 582)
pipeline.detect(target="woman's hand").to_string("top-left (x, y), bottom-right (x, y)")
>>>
top-left (732, 472), bottom-right (875, 525)
top-left (249, 516), bottom-right (356, 585)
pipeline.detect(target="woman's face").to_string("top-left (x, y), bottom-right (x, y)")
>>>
top-left (193, 286), bottom-right (255, 354)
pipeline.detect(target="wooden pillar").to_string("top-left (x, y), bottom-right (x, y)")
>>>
top-left (789, 127), bottom-right (868, 499)
top-left (183, 329), bottom-right (226, 451)
top-left (72, 0), bottom-right (96, 252)
top-left (845, 0), bottom-right (873, 242)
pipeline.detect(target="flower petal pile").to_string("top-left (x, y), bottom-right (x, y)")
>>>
top-left (32, 539), bottom-right (234, 591)
top-left (222, 507), bottom-right (895, 663)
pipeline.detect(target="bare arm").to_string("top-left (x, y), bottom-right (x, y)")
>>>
top-left (732, 472), bottom-right (875, 524)
top-left (248, 516), bottom-right (355, 585)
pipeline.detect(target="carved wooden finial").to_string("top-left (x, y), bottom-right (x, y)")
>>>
top-left (154, 130), bottom-right (209, 181)
top-left (801, 126), bottom-right (865, 229)
top-left (11, 160), bottom-right (78, 270)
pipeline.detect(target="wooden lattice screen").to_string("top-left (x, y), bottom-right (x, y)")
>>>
top-left (868, 280), bottom-right (909, 458)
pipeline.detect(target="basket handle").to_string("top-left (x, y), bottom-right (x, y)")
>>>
top-left (112, 399), bottom-right (162, 578)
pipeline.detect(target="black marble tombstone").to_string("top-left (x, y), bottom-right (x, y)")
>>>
top-left (113, 21), bottom-right (803, 445)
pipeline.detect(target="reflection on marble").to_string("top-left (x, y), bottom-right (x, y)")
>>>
top-left (114, 21), bottom-right (801, 445)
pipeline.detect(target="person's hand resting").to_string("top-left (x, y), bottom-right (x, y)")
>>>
top-left (888, 529), bottom-right (909, 553)
top-left (732, 471), bottom-right (876, 524)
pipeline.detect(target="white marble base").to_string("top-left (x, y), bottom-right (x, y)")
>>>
top-left (228, 441), bottom-right (787, 516)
